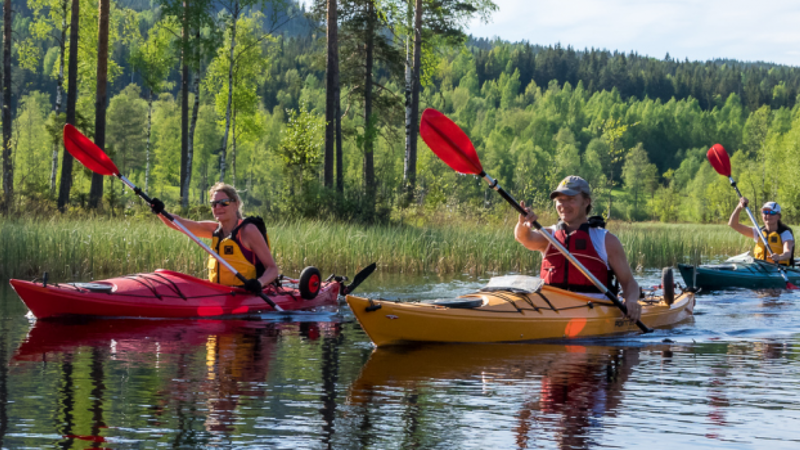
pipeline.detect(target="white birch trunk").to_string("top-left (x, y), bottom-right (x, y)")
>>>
top-left (218, 1), bottom-right (239, 182)
top-left (183, 72), bottom-right (200, 208)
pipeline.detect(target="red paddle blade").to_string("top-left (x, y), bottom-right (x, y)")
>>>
top-left (787, 282), bottom-right (799, 290)
top-left (63, 124), bottom-right (119, 176)
top-left (420, 108), bottom-right (483, 175)
top-left (707, 144), bottom-right (731, 177)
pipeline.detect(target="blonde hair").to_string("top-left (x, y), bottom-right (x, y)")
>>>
top-left (209, 182), bottom-right (243, 218)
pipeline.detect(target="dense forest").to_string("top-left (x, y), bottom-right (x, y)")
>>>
top-left (4, 0), bottom-right (800, 224)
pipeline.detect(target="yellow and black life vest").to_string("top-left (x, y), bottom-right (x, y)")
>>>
top-left (754, 223), bottom-right (794, 266)
top-left (208, 217), bottom-right (271, 286)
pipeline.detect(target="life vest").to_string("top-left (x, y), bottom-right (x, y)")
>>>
top-left (208, 217), bottom-right (271, 286)
top-left (754, 223), bottom-right (794, 266)
top-left (539, 217), bottom-right (618, 294)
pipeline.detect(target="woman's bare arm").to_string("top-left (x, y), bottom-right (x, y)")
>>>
top-left (728, 197), bottom-right (755, 238)
top-left (240, 225), bottom-right (279, 286)
top-left (155, 213), bottom-right (217, 239)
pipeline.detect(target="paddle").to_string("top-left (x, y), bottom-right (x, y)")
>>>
top-left (62, 124), bottom-right (286, 311)
top-left (342, 262), bottom-right (377, 295)
top-left (707, 143), bottom-right (798, 290)
top-left (419, 109), bottom-right (652, 333)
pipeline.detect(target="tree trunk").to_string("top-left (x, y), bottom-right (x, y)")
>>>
top-left (402, 0), bottom-right (422, 205)
top-left (218, 0), bottom-right (239, 183)
top-left (50, 1), bottom-right (68, 194)
top-left (88, 0), bottom-right (109, 209)
top-left (144, 89), bottom-right (153, 192)
top-left (335, 89), bottom-right (342, 193)
top-left (183, 71), bottom-right (200, 208)
top-left (179, 0), bottom-right (190, 200)
top-left (57, 0), bottom-right (80, 212)
top-left (362, 0), bottom-right (375, 212)
top-left (0, 0), bottom-right (12, 213)
top-left (323, 0), bottom-right (337, 188)
top-left (231, 110), bottom-right (236, 187)
top-left (1, 0), bottom-right (13, 214)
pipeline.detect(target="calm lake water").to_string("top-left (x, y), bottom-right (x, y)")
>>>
top-left (1, 270), bottom-right (799, 449)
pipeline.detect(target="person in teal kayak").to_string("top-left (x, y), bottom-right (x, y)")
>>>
top-left (149, 182), bottom-right (279, 294)
top-left (728, 198), bottom-right (795, 266)
top-left (514, 176), bottom-right (642, 322)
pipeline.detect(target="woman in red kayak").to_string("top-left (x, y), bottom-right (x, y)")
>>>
top-left (728, 198), bottom-right (795, 266)
top-left (150, 183), bottom-right (279, 294)
top-left (514, 176), bottom-right (642, 322)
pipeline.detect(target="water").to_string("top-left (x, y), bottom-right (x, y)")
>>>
top-left (1, 270), bottom-right (800, 449)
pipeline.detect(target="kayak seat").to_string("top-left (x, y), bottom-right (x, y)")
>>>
top-left (424, 299), bottom-right (484, 309)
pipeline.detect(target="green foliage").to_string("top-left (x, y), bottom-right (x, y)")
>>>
top-left (106, 83), bottom-right (148, 174)
top-left (13, 92), bottom-right (52, 197)
top-left (129, 17), bottom-right (176, 94)
top-left (150, 94), bottom-right (182, 190)
top-left (204, 12), bottom-right (275, 151)
top-left (276, 102), bottom-right (324, 176)
top-left (622, 143), bottom-right (658, 214)
top-left (12, 3), bottom-right (800, 229)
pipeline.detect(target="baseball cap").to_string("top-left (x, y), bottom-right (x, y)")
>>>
top-left (762, 201), bottom-right (781, 213)
top-left (549, 176), bottom-right (591, 199)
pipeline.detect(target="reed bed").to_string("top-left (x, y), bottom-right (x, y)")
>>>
top-left (0, 218), bottom-right (762, 282)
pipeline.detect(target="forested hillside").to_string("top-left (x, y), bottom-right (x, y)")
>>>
top-left (4, 0), bottom-right (800, 223)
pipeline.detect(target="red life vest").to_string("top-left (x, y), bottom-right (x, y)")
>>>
top-left (539, 221), bottom-right (617, 294)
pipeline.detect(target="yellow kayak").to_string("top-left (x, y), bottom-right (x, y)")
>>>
top-left (346, 276), bottom-right (695, 347)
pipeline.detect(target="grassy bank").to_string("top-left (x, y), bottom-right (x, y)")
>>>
top-left (0, 218), bottom-right (756, 281)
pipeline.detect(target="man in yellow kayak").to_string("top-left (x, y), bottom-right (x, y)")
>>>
top-left (150, 182), bottom-right (279, 294)
top-left (728, 198), bottom-right (795, 265)
top-left (514, 176), bottom-right (642, 322)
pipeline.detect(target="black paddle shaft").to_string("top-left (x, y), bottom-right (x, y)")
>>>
top-left (479, 170), bottom-right (652, 333)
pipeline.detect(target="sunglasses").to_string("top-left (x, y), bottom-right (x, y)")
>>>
top-left (762, 210), bottom-right (779, 216)
top-left (210, 198), bottom-right (234, 208)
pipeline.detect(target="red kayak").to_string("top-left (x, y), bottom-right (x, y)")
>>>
top-left (9, 269), bottom-right (344, 319)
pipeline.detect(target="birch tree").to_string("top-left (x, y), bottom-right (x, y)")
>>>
top-left (130, 19), bottom-right (176, 192)
top-left (205, 12), bottom-right (273, 185)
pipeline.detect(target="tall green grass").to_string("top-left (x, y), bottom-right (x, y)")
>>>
top-left (0, 218), bottom-right (760, 281)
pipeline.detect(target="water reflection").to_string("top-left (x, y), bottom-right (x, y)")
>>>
top-left (348, 344), bottom-right (659, 449)
top-left (3, 277), bottom-right (800, 449)
top-left (12, 318), bottom-right (344, 448)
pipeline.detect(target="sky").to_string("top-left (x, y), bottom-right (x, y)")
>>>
top-left (466, 0), bottom-right (800, 66)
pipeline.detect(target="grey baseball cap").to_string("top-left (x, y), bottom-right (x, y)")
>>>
top-left (549, 176), bottom-right (591, 199)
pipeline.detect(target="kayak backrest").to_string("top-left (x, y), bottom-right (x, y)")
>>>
top-left (481, 275), bottom-right (544, 294)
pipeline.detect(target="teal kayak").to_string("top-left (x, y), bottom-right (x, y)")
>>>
top-left (678, 253), bottom-right (800, 290)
